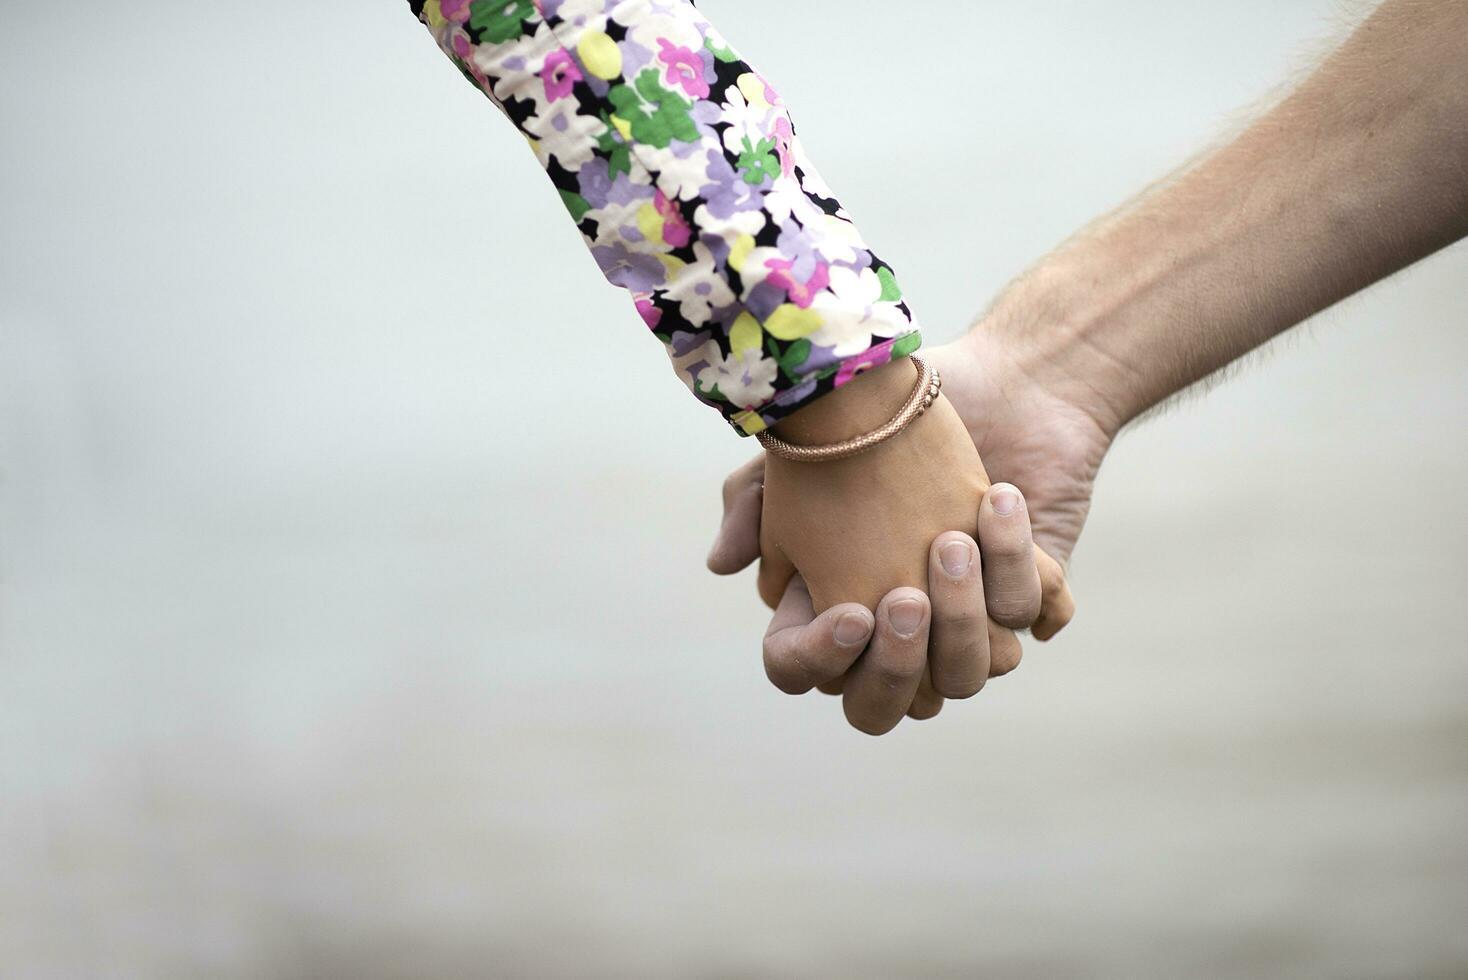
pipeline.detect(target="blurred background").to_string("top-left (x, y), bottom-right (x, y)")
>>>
top-left (3, 1), bottom-right (1465, 977)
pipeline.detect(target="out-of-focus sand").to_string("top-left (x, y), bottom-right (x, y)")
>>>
top-left (2, 2), bottom-right (1465, 978)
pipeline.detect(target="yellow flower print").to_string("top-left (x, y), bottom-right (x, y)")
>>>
top-left (729, 312), bottom-right (763, 355)
top-left (763, 304), bottom-right (822, 341)
top-left (578, 31), bottom-right (623, 80)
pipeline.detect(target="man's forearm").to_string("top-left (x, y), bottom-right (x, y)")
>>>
top-left (981, 0), bottom-right (1468, 435)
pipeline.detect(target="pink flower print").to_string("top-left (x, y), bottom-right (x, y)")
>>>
top-left (542, 49), bottom-right (583, 102)
top-left (654, 190), bottom-right (691, 248)
top-left (753, 71), bottom-right (781, 107)
top-left (772, 116), bottom-right (795, 179)
top-left (834, 345), bottom-right (895, 387)
top-left (657, 38), bottom-right (710, 99)
top-left (440, 0), bottom-right (473, 23)
top-left (635, 294), bottom-right (663, 330)
top-left (764, 257), bottom-right (830, 309)
top-left (451, 31), bottom-right (490, 89)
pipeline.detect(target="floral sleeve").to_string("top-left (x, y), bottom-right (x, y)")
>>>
top-left (409, 0), bottom-right (922, 435)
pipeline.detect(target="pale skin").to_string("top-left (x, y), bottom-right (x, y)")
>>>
top-left (712, 0), bottom-right (1468, 734)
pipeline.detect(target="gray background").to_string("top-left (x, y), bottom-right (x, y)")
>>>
top-left (2, 1), bottom-right (1465, 978)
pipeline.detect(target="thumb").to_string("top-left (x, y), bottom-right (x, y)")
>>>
top-left (707, 453), bottom-right (766, 575)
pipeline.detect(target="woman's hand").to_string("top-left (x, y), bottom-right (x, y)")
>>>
top-left (748, 356), bottom-right (1062, 733)
top-left (709, 334), bottom-right (1094, 734)
top-left (756, 359), bottom-right (990, 614)
top-left (757, 481), bottom-right (1055, 733)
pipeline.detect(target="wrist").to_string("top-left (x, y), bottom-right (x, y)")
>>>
top-left (966, 255), bottom-right (1141, 439)
top-left (770, 357), bottom-right (920, 445)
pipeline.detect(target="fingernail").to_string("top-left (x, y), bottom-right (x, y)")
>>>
top-left (834, 611), bottom-right (873, 647)
top-left (939, 541), bottom-right (972, 578)
top-left (889, 598), bottom-right (925, 638)
top-left (992, 485), bottom-right (1021, 517)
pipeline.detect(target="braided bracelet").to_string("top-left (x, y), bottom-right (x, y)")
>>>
top-left (756, 355), bottom-right (942, 463)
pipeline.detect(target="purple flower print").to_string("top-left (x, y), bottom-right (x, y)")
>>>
top-left (409, 0), bottom-right (921, 435)
top-left (771, 376), bottom-right (818, 407)
top-left (697, 149), bottom-right (763, 219)
top-left (578, 159), bottom-right (656, 211)
top-left (606, 171), bottom-right (654, 208)
top-left (576, 158), bottom-right (614, 209)
top-left (774, 219), bottom-right (822, 269)
top-left (743, 281), bottom-right (785, 323)
top-left (617, 37), bottom-right (656, 81)
top-left (591, 243), bottom-right (667, 292)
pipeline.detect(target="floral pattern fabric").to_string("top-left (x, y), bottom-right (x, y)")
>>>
top-left (409, 0), bottom-right (921, 435)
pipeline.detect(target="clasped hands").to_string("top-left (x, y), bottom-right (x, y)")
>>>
top-left (707, 334), bottom-right (1105, 735)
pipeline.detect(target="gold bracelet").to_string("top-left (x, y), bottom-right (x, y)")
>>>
top-left (756, 355), bottom-right (941, 463)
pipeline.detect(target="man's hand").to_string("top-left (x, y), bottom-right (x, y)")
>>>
top-left (718, 0), bottom-right (1468, 733)
top-left (928, 330), bottom-right (1113, 578)
top-left (709, 329), bottom-right (1103, 731)
top-left (720, 478), bottom-right (1053, 732)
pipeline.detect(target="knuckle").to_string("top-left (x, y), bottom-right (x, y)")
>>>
top-left (988, 592), bottom-right (1042, 628)
top-left (934, 664), bottom-right (987, 700)
top-left (863, 645), bottom-right (921, 686)
top-left (984, 537), bottom-right (1033, 563)
top-left (935, 603), bottom-right (985, 632)
top-left (872, 656), bottom-right (923, 687)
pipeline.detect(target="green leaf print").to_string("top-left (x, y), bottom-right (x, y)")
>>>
top-left (595, 122), bottom-right (634, 179)
top-left (609, 70), bottom-right (699, 149)
top-left (892, 332), bottom-right (923, 359)
top-left (469, 0), bottom-right (534, 44)
top-left (777, 339), bottom-right (812, 380)
top-left (876, 266), bottom-right (903, 302)
top-left (737, 136), bottom-right (781, 186)
top-left (704, 36), bottom-right (740, 64)
top-left (559, 190), bottom-right (592, 223)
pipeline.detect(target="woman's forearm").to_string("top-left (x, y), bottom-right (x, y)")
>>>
top-left (409, 0), bottom-right (922, 436)
top-left (981, 0), bottom-right (1468, 435)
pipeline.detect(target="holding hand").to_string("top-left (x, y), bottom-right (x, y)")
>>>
top-left (710, 354), bottom-right (1079, 734)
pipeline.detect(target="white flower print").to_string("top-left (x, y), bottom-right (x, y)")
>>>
top-left (826, 264), bottom-right (883, 313)
top-left (663, 240), bottom-right (735, 325)
top-left (711, 83), bottom-right (778, 161)
top-left (807, 274), bottom-right (908, 356)
top-left (787, 136), bottom-right (848, 217)
top-left (411, 0), bottom-right (920, 433)
top-left (667, 335), bottom-right (722, 393)
top-left (635, 143), bottom-right (717, 202)
top-left (619, 6), bottom-right (703, 54)
top-left (554, 0), bottom-right (615, 29)
top-left (584, 193), bottom-right (656, 250)
top-left (698, 348), bottom-right (778, 410)
top-left (468, 25), bottom-right (559, 113)
top-left (523, 98), bottom-right (607, 171)
top-left (691, 201), bottom-right (767, 246)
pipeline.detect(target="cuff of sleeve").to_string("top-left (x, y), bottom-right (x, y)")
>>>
top-left (725, 332), bottom-right (923, 437)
